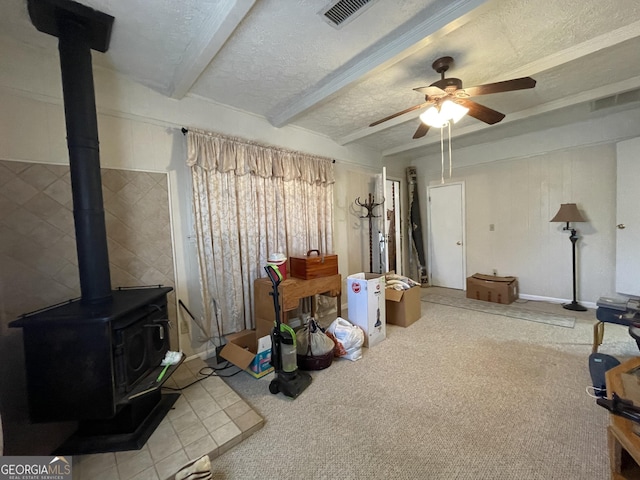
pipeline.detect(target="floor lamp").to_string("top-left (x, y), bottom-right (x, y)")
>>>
top-left (550, 203), bottom-right (587, 311)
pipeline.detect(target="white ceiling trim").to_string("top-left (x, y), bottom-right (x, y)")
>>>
top-left (267, 0), bottom-right (491, 128)
top-left (339, 20), bottom-right (640, 146)
top-left (382, 74), bottom-right (640, 156)
top-left (169, 0), bottom-right (256, 99)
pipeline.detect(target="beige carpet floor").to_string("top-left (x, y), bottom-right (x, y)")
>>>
top-left (208, 289), bottom-right (638, 479)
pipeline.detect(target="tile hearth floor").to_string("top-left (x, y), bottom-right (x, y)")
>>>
top-left (73, 357), bottom-right (264, 480)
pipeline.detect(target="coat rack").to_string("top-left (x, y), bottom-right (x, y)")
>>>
top-left (355, 194), bottom-right (384, 272)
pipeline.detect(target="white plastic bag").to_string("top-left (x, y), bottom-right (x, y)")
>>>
top-left (175, 455), bottom-right (212, 480)
top-left (327, 317), bottom-right (364, 361)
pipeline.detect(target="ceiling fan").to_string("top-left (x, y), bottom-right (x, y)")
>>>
top-left (369, 56), bottom-right (536, 139)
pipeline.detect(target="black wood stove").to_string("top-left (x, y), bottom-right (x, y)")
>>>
top-left (9, 0), bottom-right (180, 455)
top-left (11, 286), bottom-right (179, 454)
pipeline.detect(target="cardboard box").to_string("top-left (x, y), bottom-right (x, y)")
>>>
top-left (385, 286), bottom-right (422, 327)
top-left (220, 318), bottom-right (275, 378)
top-left (466, 273), bottom-right (518, 304)
top-left (289, 250), bottom-right (338, 279)
top-left (347, 273), bottom-right (386, 347)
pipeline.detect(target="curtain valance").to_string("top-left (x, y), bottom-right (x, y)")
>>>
top-left (186, 129), bottom-right (335, 185)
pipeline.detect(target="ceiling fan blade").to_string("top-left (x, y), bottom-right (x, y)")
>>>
top-left (458, 77), bottom-right (536, 97)
top-left (457, 99), bottom-right (505, 125)
top-left (369, 101), bottom-right (431, 127)
top-left (413, 122), bottom-right (430, 139)
top-left (413, 86), bottom-right (446, 96)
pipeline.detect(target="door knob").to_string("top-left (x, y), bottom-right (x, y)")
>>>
top-left (617, 224), bottom-right (626, 229)
top-left (456, 241), bottom-right (462, 245)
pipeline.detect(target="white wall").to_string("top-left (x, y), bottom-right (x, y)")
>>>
top-left (333, 163), bottom-right (385, 277)
top-left (0, 35), bottom-right (382, 355)
top-left (410, 109), bottom-right (640, 306)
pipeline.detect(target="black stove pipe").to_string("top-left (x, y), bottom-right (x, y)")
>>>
top-left (34, 2), bottom-right (115, 304)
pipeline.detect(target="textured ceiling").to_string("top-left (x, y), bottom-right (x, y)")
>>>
top-left (3, 0), bottom-right (640, 162)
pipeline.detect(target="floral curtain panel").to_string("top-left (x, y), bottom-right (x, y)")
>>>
top-left (187, 129), bottom-right (335, 337)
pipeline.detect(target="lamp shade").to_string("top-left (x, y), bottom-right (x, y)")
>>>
top-left (419, 100), bottom-right (469, 128)
top-left (440, 100), bottom-right (469, 124)
top-left (419, 106), bottom-right (448, 128)
top-left (550, 203), bottom-right (586, 223)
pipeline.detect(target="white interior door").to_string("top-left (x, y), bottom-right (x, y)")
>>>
top-left (372, 168), bottom-right (387, 274)
top-left (427, 182), bottom-right (465, 289)
top-left (380, 168), bottom-right (388, 273)
top-left (385, 178), bottom-right (402, 275)
top-left (371, 170), bottom-right (403, 275)
top-left (616, 138), bottom-right (640, 296)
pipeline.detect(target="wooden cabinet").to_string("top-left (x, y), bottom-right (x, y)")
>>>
top-left (254, 274), bottom-right (342, 323)
top-left (605, 357), bottom-right (640, 479)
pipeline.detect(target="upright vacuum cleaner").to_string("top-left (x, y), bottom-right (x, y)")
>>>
top-left (264, 264), bottom-right (312, 399)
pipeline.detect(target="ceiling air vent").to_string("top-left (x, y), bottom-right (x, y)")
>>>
top-left (319, 0), bottom-right (378, 29)
top-left (592, 88), bottom-right (640, 111)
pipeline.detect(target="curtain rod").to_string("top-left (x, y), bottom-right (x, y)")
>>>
top-left (181, 127), bottom-right (335, 163)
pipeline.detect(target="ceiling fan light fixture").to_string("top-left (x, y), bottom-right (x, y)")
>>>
top-left (419, 101), bottom-right (468, 128)
top-left (441, 100), bottom-right (469, 124)
top-left (370, 56), bottom-right (536, 139)
top-left (419, 106), bottom-right (448, 128)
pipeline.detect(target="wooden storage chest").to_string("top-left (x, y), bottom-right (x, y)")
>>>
top-left (289, 250), bottom-right (338, 280)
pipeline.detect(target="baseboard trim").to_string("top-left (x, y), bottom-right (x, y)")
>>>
top-left (518, 293), bottom-right (597, 310)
